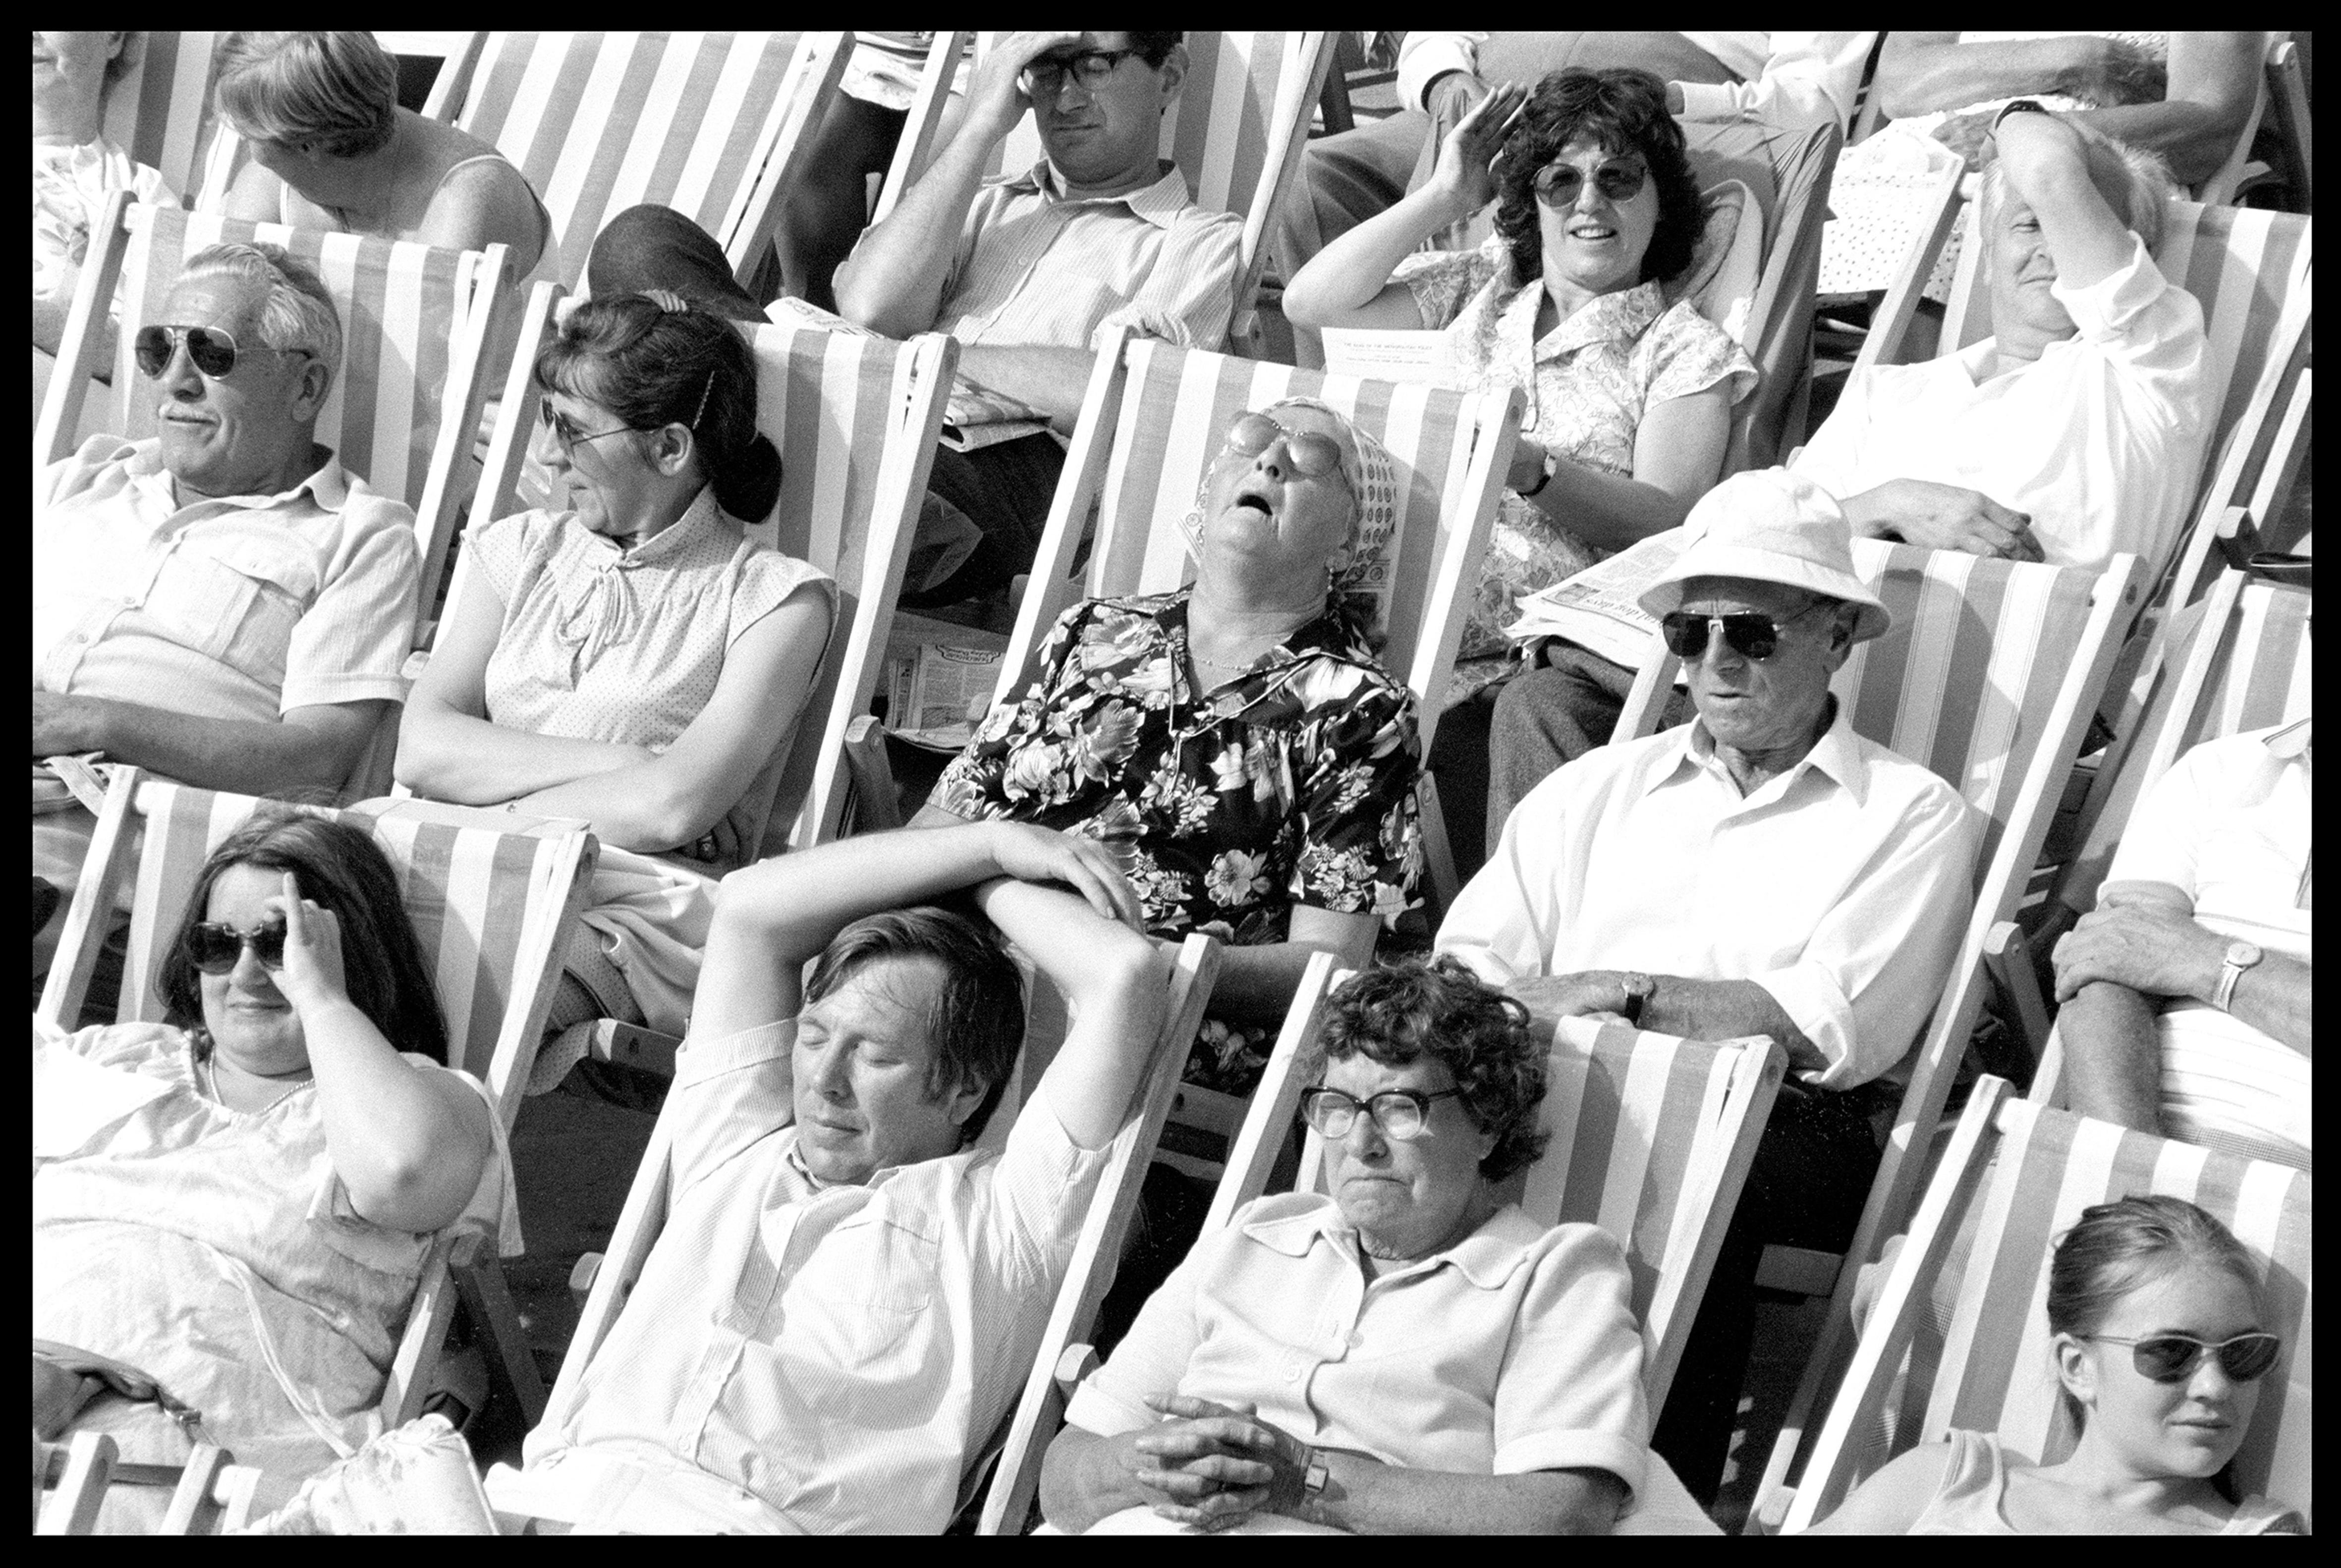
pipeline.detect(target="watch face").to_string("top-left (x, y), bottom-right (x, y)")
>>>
top-left (2227, 941), bottom-right (2265, 968)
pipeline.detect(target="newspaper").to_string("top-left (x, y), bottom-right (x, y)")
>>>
top-left (1320, 327), bottom-right (1458, 387)
top-left (1504, 528), bottom-right (1689, 668)
top-left (886, 641), bottom-right (1005, 750)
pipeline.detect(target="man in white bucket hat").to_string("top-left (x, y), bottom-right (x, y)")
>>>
top-left (1437, 468), bottom-right (1981, 1504)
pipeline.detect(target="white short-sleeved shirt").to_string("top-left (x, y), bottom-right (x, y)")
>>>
top-left (34, 436), bottom-right (420, 724)
top-left (1066, 1191), bottom-right (1651, 1497)
top-left (470, 487), bottom-right (833, 751)
top-left (1440, 702), bottom-right (1981, 1089)
top-left (1793, 233), bottom-right (2212, 574)
top-left (520, 1018), bottom-right (1113, 1533)
top-left (2103, 720), bottom-right (2311, 1165)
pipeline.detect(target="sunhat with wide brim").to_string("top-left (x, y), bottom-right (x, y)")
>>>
top-left (1638, 469), bottom-right (1892, 644)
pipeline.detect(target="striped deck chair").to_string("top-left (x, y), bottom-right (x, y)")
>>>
top-left (2017, 573), bottom-right (2313, 1102)
top-left (997, 331), bottom-right (1520, 914)
top-left (1608, 541), bottom-right (2149, 1514)
top-left (38, 768), bottom-right (598, 1433)
top-left (522, 934), bottom-right (1220, 1536)
top-left (100, 31), bottom-right (228, 205)
top-left (1773, 1077), bottom-right (2311, 1531)
top-left (2260, 39), bottom-right (2311, 212)
top-left (424, 31), bottom-right (848, 290)
top-left (37, 196), bottom-right (509, 661)
top-left (971, 31), bottom-right (1337, 350)
top-left (465, 282), bottom-right (956, 861)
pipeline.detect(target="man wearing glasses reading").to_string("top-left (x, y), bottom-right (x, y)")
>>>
top-left (834, 31), bottom-right (1242, 610)
top-left (1436, 469), bottom-right (1981, 1505)
top-left (35, 243), bottom-right (418, 974)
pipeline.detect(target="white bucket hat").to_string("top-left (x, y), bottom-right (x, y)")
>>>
top-left (1638, 469), bottom-right (1892, 644)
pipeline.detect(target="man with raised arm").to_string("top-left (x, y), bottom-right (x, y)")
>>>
top-left (490, 819), bottom-right (1172, 1533)
top-left (831, 30), bottom-right (1242, 608)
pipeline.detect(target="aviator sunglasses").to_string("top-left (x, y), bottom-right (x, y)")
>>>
top-left (1660, 600), bottom-right (1831, 662)
top-left (134, 324), bottom-right (310, 381)
top-left (1532, 156), bottom-right (1650, 208)
top-left (1222, 411), bottom-right (1348, 480)
top-left (1300, 1085), bottom-right (1464, 1142)
top-left (2090, 1331), bottom-right (2283, 1385)
top-left (184, 919), bottom-right (289, 974)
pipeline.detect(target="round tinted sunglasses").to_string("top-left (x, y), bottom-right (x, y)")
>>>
top-left (1222, 411), bottom-right (1347, 481)
top-left (1532, 157), bottom-right (1649, 208)
top-left (539, 400), bottom-right (636, 455)
top-left (2091, 1331), bottom-right (2283, 1385)
top-left (1660, 601), bottom-right (1831, 662)
top-left (184, 919), bottom-right (289, 974)
top-left (1300, 1085), bottom-right (1463, 1142)
top-left (134, 324), bottom-right (311, 381)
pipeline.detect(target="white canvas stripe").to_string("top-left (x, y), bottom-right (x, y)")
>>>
top-left (603, 34), bottom-right (705, 226)
top-left (810, 334), bottom-right (864, 571)
top-left (437, 831), bottom-right (498, 1079)
top-left (541, 35), bottom-right (642, 255)
top-left (1522, 1037), bottom-right (1593, 1222)
top-left (1925, 1098), bottom-right (2033, 1438)
top-left (1882, 552), bottom-right (1963, 784)
top-left (2221, 587), bottom-right (2276, 736)
top-left (2200, 212), bottom-right (2273, 417)
top-left (488, 33), bottom-right (576, 184)
top-left (2227, 1160), bottom-right (2295, 1264)
top-left (1968, 565), bottom-right (2053, 815)
top-left (1594, 1042), bottom-right (1671, 1244)
top-left (2144, 1133), bottom-right (2212, 1207)
top-left (373, 244), bottom-right (432, 506)
top-left (673, 35), bottom-right (771, 224)
top-left (1998, 1115), bottom-right (2127, 1459)
top-left (307, 234), bottom-right (364, 478)
top-left (1191, 33), bottom-right (1251, 212)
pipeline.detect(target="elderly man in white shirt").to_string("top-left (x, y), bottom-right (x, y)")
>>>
top-left (2055, 718), bottom-right (2313, 1169)
top-left (1439, 470), bottom-right (1980, 1503)
top-left (34, 241), bottom-right (418, 973)
top-left (491, 819), bottom-right (1170, 1533)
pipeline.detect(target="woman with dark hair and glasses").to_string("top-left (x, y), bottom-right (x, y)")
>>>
top-left (1037, 958), bottom-right (1648, 1534)
top-left (1284, 66), bottom-right (1755, 670)
top-left (1810, 1194), bottom-right (2302, 1534)
top-left (398, 292), bottom-right (833, 1058)
top-left (34, 808), bottom-right (509, 1522)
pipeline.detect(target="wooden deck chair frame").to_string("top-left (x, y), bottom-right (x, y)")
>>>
top-left (35, 1434), bottom-right (265, 1536)
top-left (1608, 541), bottom-right (2148, 1506)
top-left (2014, 572), bottom-right (2312, 1103)
top-left (992, 328), bottom-right (1520, 916)
top-left (2259, 38), bottom-right (2311, 212)
top-left (39, 768), bottom-right (598, 1433)
top-left (417, 31), bottom-right (850, 291)
top-left (528, 934), bottom-right (1220, 1535)
top-left (99, 31), bottom-right (230, 205)
top-left (1771, 1078), bottom-right (2312, 1531)
top-left (37, 194), bottom-right (509, 661)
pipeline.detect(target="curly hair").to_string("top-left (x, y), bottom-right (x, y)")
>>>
top-left (157, 807), bottom-right (449, 1064)
top-left (1493, 67), bottom-right (1705, 291)
top-left (1319, 957), bottom-right (1549, 1181)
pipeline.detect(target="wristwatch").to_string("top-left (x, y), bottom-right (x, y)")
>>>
top-left (1992, 98), bottom-right (2052, 132)
top-left (1618, 972), bottom-right (1656, 1027)
top-left (2212, 940), bottom-right (2264, 1012)
top-left (1518, 448), bottom-right (1558, 499)
top-left (1300, 1446), bottom-right (1330, 1512)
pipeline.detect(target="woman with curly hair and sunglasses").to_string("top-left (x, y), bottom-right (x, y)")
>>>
top-left (34, 808), bottom-right (511, 1526)
top-left (1810, 1194), bottom-right (2302, 1534)
top-left (1285, 67), bottom-right (1755, 672)
top-left (397, 293), bottom-right (833, 1062)
top-left (1037, 958), bottom-right (1649, 1535)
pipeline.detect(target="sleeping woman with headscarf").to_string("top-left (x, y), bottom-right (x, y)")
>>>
top-left (916, 398), bottom-right (1424, 1092)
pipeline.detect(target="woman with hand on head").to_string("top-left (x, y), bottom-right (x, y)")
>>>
top-left (35, 810), bottom-right (506, 1521)
top-left (1809, 1195), bottom-right (2303, 1535)
top-left (397, 293), bottom-right (835, 1062)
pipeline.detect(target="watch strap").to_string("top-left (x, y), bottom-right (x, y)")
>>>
top-left (2212, 943), bottom-right (2261, 1012)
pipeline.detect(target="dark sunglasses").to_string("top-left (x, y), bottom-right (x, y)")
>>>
top-left (2092, 1331), bottom-right (2283, 1385)
top-left (539, 400), bottom-right (635, 455)
top-left (134, 324), bottom-right (309, 381)
top-left (1532, 157), bottom-right (1650, 208)
top-left (184, 919), bottom-right (289, 974)
top-left (1223, 411), bottom-right (1347, 481)
top-left (1660, 601), bottom-right (1831, 662)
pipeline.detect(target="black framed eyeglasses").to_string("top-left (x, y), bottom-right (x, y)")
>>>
top-left (1020, 47), bottom-right (1140, 99)
top-left (1660, 600), bottom-right (1831, 663)
top-left (134, 324), bottom-right (310, 381)
top-left (1300, 1085), bottom-right (1464, 1142)
top-left (2090, 1332), bottom-right (2283, 1385)
top-left (1222, 411), bottom-right (1348, 481)
top-left (1532, 157), bottom-right (1650, 208)
top-left (538, 400), bottom-right (635, 456)
top-left (184, 919), bottom-right (289, 975)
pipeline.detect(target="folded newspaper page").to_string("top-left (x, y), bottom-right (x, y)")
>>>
top-left (1320, 327), bottom-right (1457, 386)
top-left (887, 641), bottom-right (1005, 750)
top-left (1504, 527), bottom-right (1688, 668)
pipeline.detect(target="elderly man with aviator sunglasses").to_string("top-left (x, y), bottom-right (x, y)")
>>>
top-left (34, 241), bottom-right (418, 976)
top-left (1436, 468), bottom-right (1982, 1505)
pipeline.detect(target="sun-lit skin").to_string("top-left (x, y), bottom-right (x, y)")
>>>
top-left (1194, 404), bottom-right (1361, 598)
top-left (1318, 1050), bottom-right (1498, 1264)
top-left (1028, 30), bottom-right (1182, 195)
top-left (197, 862), bottom-right (316, 1082)
top-left (790, 954), bottom-right (990, 1187)
top-left (32, 31), bottom-right (124, 143)
top-left (1534, 133), bottom-right (1661, 320)
top-left (2056, 1262), bottom-right (2266, 1486)
top-left (147, 273), bottom-right (327, 499)
top-left (1675, 574), bottom-right (1856, 794)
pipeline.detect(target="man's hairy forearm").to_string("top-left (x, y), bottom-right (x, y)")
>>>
top-left (54, 695), bottom-right (377, 797)
top-left (2058, 980), bottom-right (2165, 1133)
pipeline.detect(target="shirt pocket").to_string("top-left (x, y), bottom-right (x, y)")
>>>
top-left (777, 1210), bottom-right (943, 1405)
top-left (144, 537), bottom-right (317, 685)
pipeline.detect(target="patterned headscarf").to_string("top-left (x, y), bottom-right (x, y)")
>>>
top-left (1180, 397), bottom-right (1402, 634)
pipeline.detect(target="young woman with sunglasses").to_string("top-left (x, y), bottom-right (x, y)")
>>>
top-left (35, 809), bottom-right (505, 1525)
top-left (1810, 1194), bottom-right (2302, 1534)
top-left (397, 293), bottom-right (832, 1057)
